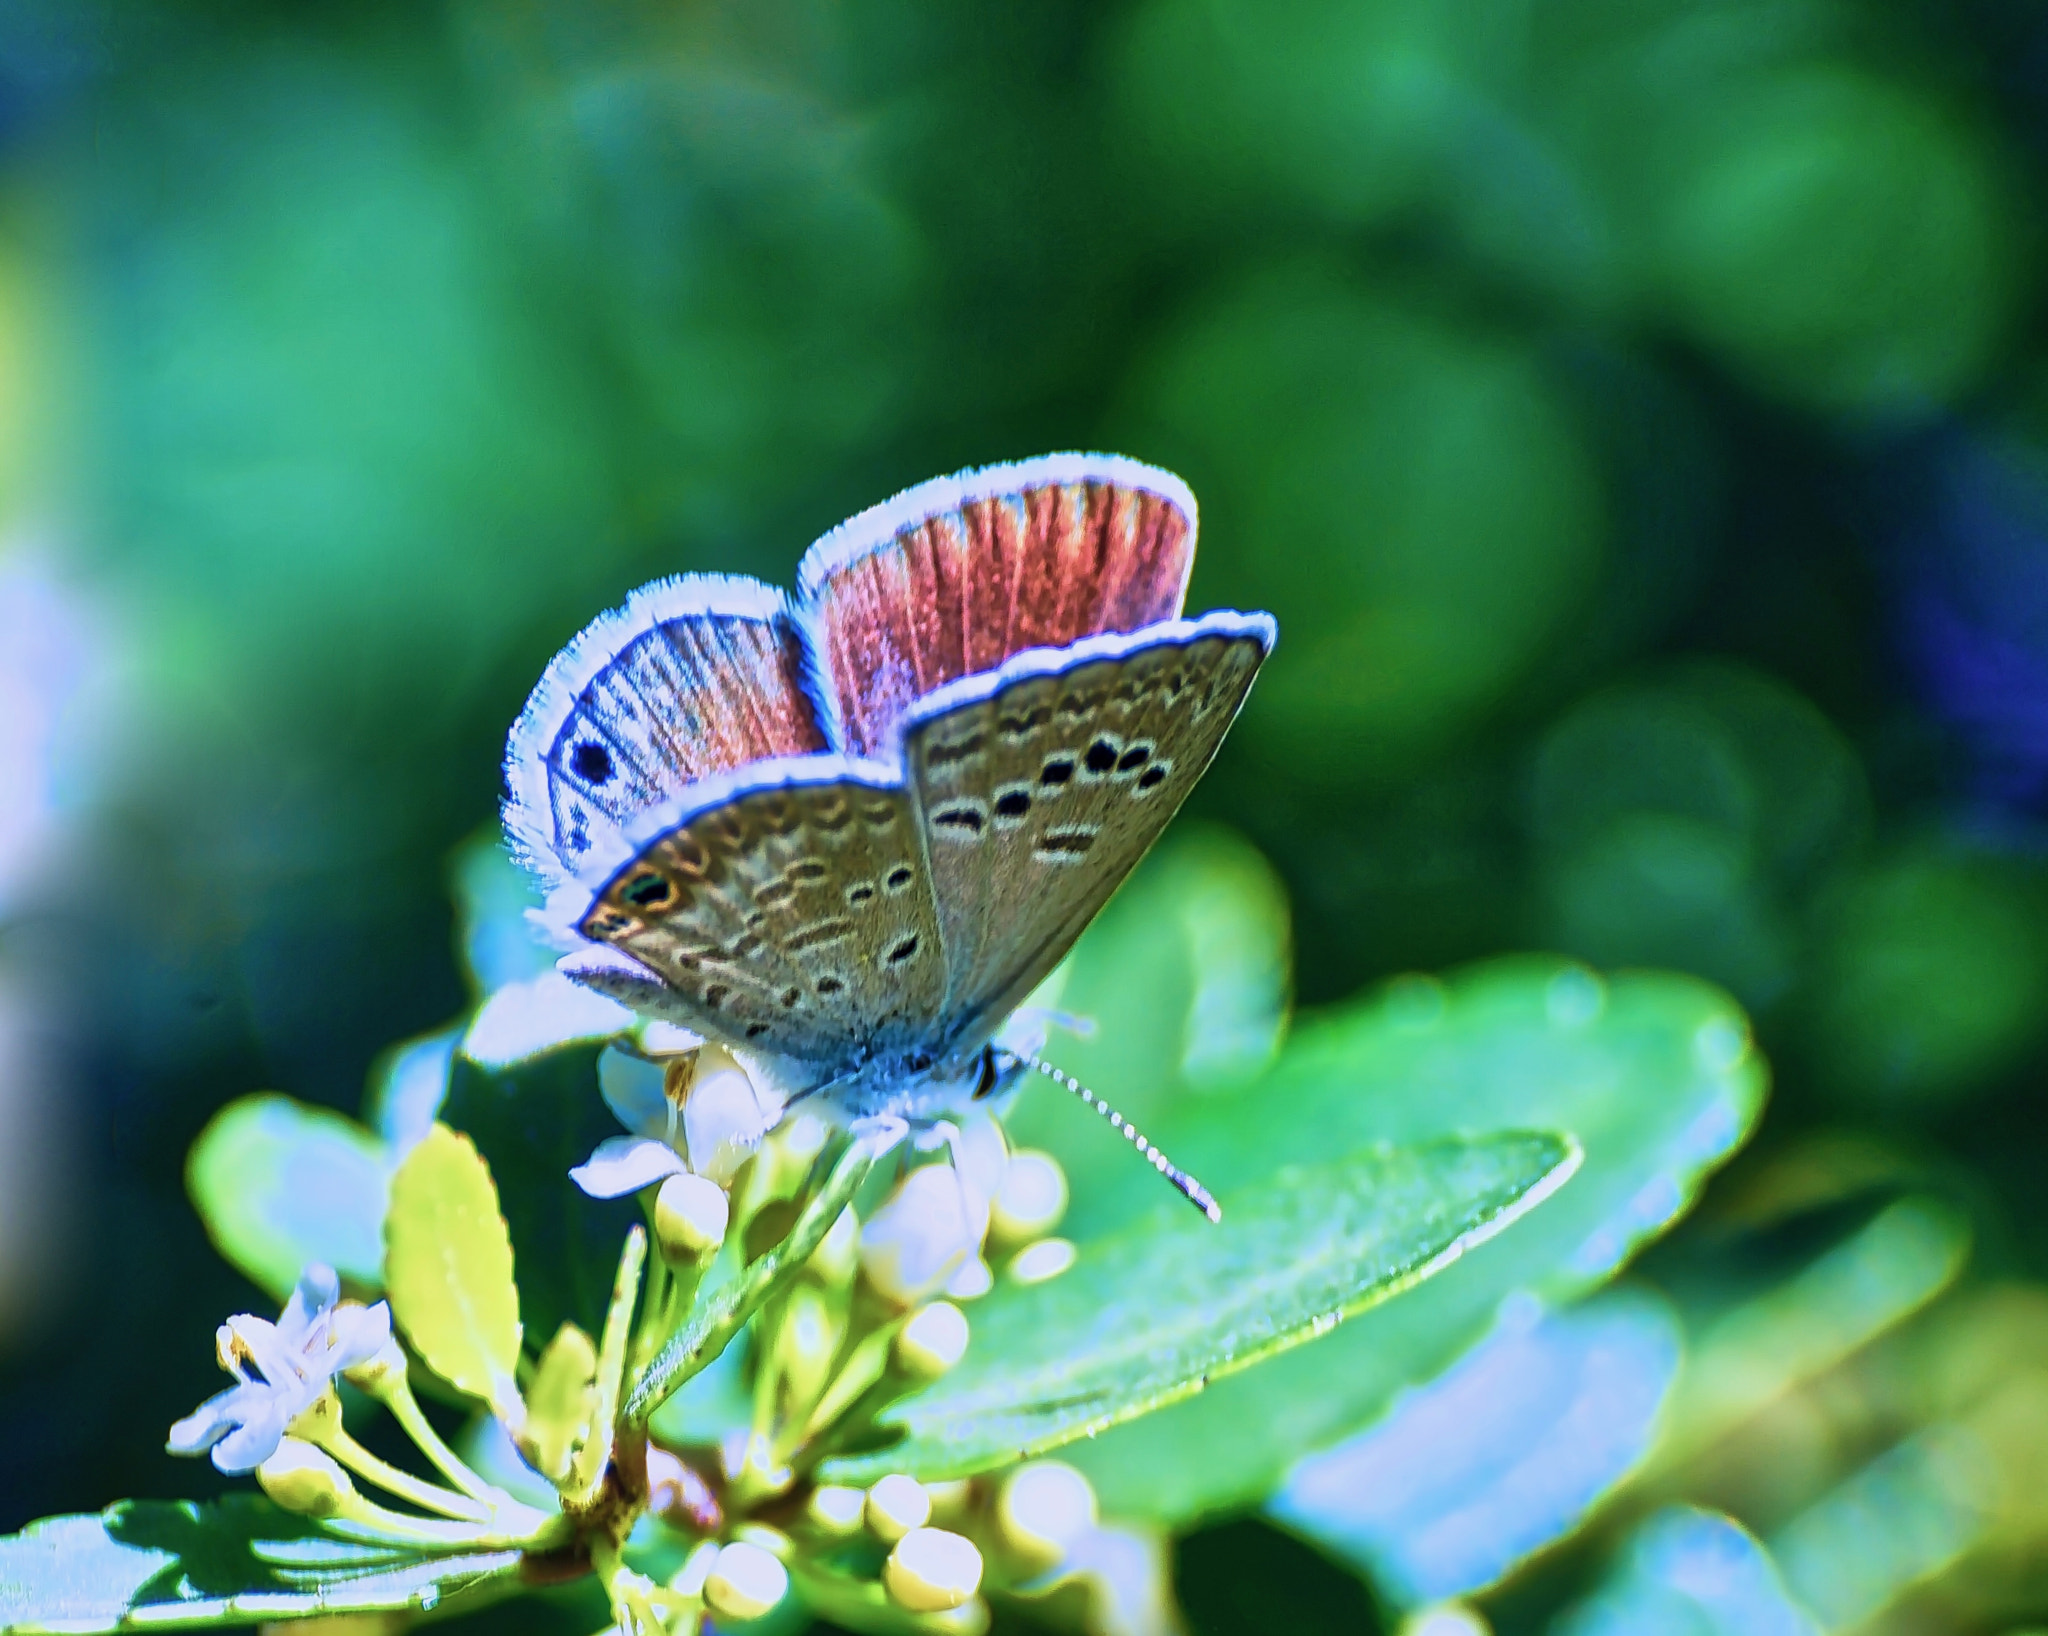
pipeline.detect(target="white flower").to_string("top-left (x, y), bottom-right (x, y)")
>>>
top-left (167, 1265), bottom-right (392, 1474)
top-left (569, 1042), bottom-right (786, 1197)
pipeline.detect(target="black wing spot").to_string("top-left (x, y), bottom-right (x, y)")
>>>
top-left (703, 983), bottom-right (729, 1010)
top-left (1040, 756), bottom-right (1075, 786)
top-left (887, 935), bottom-right (920, 964)
top-left (885, 865), bottom-right (915, 892)
top-left (846, 881), bottom-right (876, 905)
top-left (816, 975), bottom-right (845, 995)
top-left (781, 988), bottom-right (801, 1008)
top-left (1037, 826), bottom-right (1098, 858)
top-left (1084, 738), bottom-right (1119, 774)
top-left (994, 789), bottom-right (1031, 820)
top-left (746, 1023), bottom-right (769, 1039)
top-left (571, 741), bottom-right (614, 784)
top-left (1138, 764), bottom-right (1168, 791)
top-left (1117, 743), bottom-right (1152, 772)
top-left (933, 802), bottom-right (987, 835)
top-left (789, 859), bottom-right (829, 884)
top-left (623, 872), bottom-right (673, 908)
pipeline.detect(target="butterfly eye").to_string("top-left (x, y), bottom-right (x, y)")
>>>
top-left (571, 741), bottom-right (614, 784)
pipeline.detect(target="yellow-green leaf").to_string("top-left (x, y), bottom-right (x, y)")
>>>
top-left (384, 1123), bottom-right (523, 1418)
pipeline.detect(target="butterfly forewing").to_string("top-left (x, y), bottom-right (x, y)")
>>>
top-left (800, 457), bottom-right (1196, 758)
top-left (577, 764), bottom-right (947, 1069)
top-left (904, 612), bottom-right (1275, 1051)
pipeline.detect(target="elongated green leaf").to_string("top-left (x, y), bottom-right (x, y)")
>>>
top-left (0, 1496), bottom-right (519, 1633)
top-left (384, 1123), bottom-right (523, 1417)
top-left (1049, 956), bottom-right (1766, 1522)
top-left (185, 1094), bottom-right (390, 1299)
top-left (819, 1131), bottom-right (1576, 1485)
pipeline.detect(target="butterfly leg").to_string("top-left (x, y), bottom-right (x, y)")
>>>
top-left (848, 1112), bottom-right (911, 1161)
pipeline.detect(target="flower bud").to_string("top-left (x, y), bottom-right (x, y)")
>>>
top-left (256, 1438), bottom-right (356, 1519)
top-left (861, 1165), bottom-right (987, 1306)
top-left (865, 1473), bottom-right (932, 1544)
top-left (685, 1046), bottom-right (784, 1184)
top-left (654, 1171), bottom-right (730, 1263)
top-left (995, 1461), bottom-right (1097, 1575)
top-left (945, 1256), bottom-right (994, 1300)
top-left (885, 1527), bottom-right (984, 1612)
top-left (991, 1150), bottom-right (1068, 1247)
top-left (894, 1302), bottom-right (971, 1381)
top-left (1008, 1237), bottom-right (1078, 1285)
top-left (704, 1540), bottom-right (789, 1621)
top-left (341, 1334), bottom-right (409, 1400)
top-left (806, 1484), bottom-right (867, 1537)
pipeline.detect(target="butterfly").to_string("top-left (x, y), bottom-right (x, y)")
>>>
top-left (503, 453), bottom-right (1275, 1217)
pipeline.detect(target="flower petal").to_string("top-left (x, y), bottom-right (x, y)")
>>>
top-left (211, 1396), bottom-right (291, 1474)
top-left (167, 1384), bottom-right (261, 1457)
top-left (598, 1047), bottom-right (675, 1141)
top-left (326, 1300), bottom-right (394, 1372)
top-left (569, 1135), bottom-right (687, 1199)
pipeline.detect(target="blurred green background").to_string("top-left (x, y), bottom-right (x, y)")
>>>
top-left (3, 1), bottom-right (2048, 1631)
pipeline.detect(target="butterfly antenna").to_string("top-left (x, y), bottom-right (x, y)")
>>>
top-left (1019, 1054), bottom-right (1222, 1224)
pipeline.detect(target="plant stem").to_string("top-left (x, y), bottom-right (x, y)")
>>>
top-left (565, 1224), bottom-right (648, 1509)
top-left (381, 1378), bottom-right (499, 1506)
top-left (317, 1425), bottom-right (490, 1523)
top-left (623, 1132), bottom-right (886, 1428)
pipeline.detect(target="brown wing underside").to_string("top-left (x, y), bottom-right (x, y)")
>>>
top-left (905, 627), bottom-right (1270, 1050)
top-left (578, 775), bottom-right (946, 1066)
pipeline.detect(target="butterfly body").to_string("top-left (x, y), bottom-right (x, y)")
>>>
top-left (505, 454), bottom-right (1274, 1140)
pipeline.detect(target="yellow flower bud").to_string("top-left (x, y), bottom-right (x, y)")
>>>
top-left (704, 1539), bottom-right (789, 1621)
top-left (1008, 1237), bottom-right (1078, 1285)
top-left (805, 1484), bottom-right (867, 1537)
top-left (990, 1150), bottom-right (1068, 1246)
top-left (885, 1527), bottom-right (984, 1612)
top-left (995, 1460), bottom-right (1097, 1575)
top-left (894, 1302), bottom-right (971, 1380)
top-left (256, 1438), bottom-right (356, 1519)
top-left (654, 1171), bottom-right (729, 1262)
top-left (865, 1473), bottom-right (932, 1544)
top-left (285, 1388), bottom-right (344, 1445)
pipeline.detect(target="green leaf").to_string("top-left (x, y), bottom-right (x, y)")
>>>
top-left (440, 1043), bottom-right (643, 1344)
top-left (818, 1131), bottom-right (1576, 1486)
top-left (384, 1123), bottom-right (523, 1418)
top-left (1003, 827), bottom-right (1291, 1214)
top-left (0, 1496), bottom-right (519, 1632)
top-left (1052, 957), bottom-right (1766, 1523)
top-left (185, 1094), bottom-right (390, 1300)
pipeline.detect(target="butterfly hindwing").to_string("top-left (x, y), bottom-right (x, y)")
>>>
top-left (903, 611), bottom-right (1276, 1051)
top-left (504, 574), bottom-right (831, 885)
top-left (799, 454), bottom-right (1196, 758)
top-left (576, 759), bottom-right (948, 1069)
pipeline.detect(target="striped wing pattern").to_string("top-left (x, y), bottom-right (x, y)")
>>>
top-left (804, 466), bottom-right (1193, 757)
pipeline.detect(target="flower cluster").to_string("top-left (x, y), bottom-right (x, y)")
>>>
top-left (167, 1032), bottom-right (1121, 1636)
